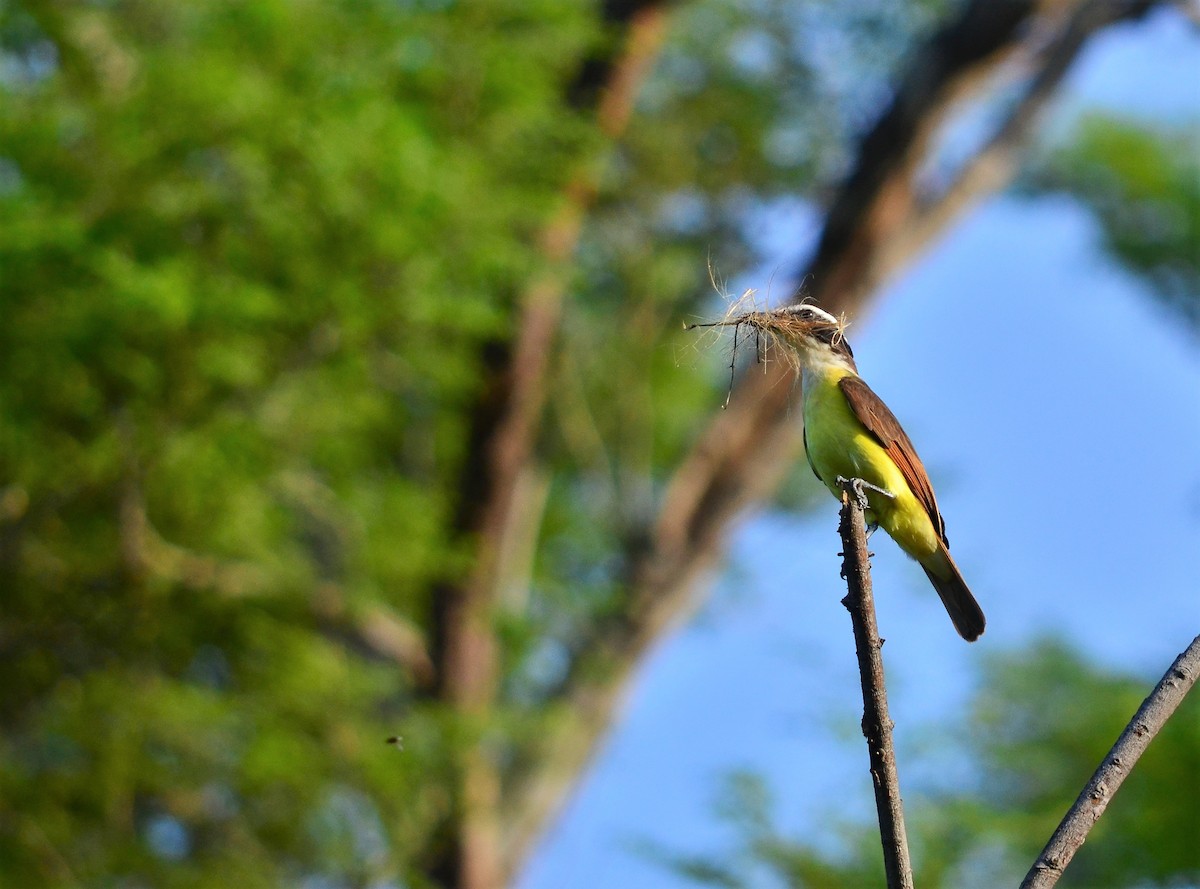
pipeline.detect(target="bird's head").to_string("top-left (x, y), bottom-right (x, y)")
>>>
top-left (741, 303), bottom-right (856, 374)
top-left (687, 299), bottom-right (856, 377)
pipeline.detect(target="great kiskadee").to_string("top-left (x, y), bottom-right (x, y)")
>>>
top-left (722, 303), bottom-right (986, 641)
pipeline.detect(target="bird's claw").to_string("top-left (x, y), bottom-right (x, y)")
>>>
top-left (837, 476), bottom-right (893, 511)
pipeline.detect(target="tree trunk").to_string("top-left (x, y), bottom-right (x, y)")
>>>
top-left (428, 4), bottom-right (675, 887)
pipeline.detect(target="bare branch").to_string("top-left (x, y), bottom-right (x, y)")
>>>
top-left (1020, 633), bottom-right (1200, 889)
top-left (838, 479), bottom-right (914, 889)
top-left (895, 0), bottom-right (1159, 271)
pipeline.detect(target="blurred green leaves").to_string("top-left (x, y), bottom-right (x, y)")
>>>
top-left (1, 1), bottom-right (594, 884)
top-left (654, 640), bottom-right (1200, 889)
top-left (1031, 114), bottom-right (1200, 330)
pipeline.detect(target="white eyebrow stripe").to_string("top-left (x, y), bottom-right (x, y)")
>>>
top-left (779, 304), bottom-right (838, 324)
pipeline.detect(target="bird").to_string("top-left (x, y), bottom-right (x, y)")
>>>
top-left (714, 302), bottom-right (986, 641)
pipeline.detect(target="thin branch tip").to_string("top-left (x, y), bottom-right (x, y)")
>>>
top-left (1020, 634), bottom-right (1200, 888)
top-left (837, 478), bottom-right (914, 889)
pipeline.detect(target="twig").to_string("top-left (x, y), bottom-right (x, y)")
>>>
top-left (837, 478), bottom-right (915, 889)
top-left (1020, 633), bottom-right (1200, 889)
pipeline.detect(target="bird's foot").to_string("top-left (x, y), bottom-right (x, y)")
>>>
top-left (836, 476), bottom-right (894, 511)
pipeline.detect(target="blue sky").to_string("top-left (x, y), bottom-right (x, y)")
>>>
top-left (519, 9), bottom-right (1200, 888)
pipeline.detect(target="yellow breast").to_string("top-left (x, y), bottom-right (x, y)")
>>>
top-left (801, 367), bottom-right (941, 562)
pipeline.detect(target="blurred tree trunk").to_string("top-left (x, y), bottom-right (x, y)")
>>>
top-left (429, 4), bottom-right (676, 888)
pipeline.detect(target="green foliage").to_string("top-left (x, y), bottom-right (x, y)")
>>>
top-left (1031, 114), bottom-right (1200, 330)
top-left (657, 639), bottom-right (1200, 888)
top-left (1, 1), bottom-right (594, 884)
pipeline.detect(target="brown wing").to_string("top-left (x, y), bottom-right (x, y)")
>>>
top-left (838, 376), bottom-right (947, 544)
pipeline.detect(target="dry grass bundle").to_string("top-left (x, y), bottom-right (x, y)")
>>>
top-left (685, 290), bottom-right (851, 405)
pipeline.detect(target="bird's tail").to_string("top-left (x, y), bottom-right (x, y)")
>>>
top-left (922, 544), bottom-right (986, 642)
